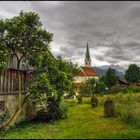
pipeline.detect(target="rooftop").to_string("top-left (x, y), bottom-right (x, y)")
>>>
top-left (81, 66), bottom-right (97, 76)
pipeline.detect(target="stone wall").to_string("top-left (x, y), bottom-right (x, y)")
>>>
top-left (0, 93), bottom-right (36, 126)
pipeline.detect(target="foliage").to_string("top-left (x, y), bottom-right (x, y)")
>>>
top-left (125, 64), bottom-right (140, 84)
top-left (28, 55), bottom-right (78, 122)
top-left (28, 73), bottom-right (55, 102)
top-left (79, 78), bottom-right (96, 96)
top-left (35, 97), bottom-right (68, 122)
top-left (119, 85), bottom-right (140, 94)
top-left (126, 85), bottom-right (140, 93)
top-left (101, 68), bottom-right (118, 90)
top-left (59, 100), bottom-right (69, 119)
top-left (95, 81), bottom-right (106, 94)
top-left (77, 95), bottom-right (83, 104)
top-left (110, 85), bottom-right (124, 93)
top-left (0, 63), bottom-right (7, 72)
top-left (56, 56), bottom-right (79, 96)
top-left (0, 11), bottom-right (53, 69)
top-left (28, 72), bottom-right (67, 121)
top-left (104, 97), bottom-right (116, 117)
top-left (35, 94), bottom-right (59, 121)
top-left (91, 95), bottom-right (98, 107)
top-left (0, 110), bottom-right (10, 127)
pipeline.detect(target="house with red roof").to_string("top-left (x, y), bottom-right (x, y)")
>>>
top-left (74, 43), bottom-right (98, 85)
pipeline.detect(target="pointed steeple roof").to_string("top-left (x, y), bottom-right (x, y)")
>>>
top-left (84, 43), bottom-right (91, 67)
top-left (85, 43), bottom-right (91, 61)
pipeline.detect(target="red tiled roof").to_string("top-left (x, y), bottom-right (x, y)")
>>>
top-left (77, 70), bottom-right (85, 76)
top-left (81, 67), bottom-right (97, 76)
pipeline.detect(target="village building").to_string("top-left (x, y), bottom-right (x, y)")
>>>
top-left (0, 53), bottom-right (34, 126)
top-left (74, 43), bottom-right (98, 94)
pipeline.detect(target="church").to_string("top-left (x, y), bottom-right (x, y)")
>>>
top-left (74, 43), bottom-right (98, 85)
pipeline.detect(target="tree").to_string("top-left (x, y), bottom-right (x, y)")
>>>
top-left (101, 68), bottom-right (118, 90)
top-left (28, 54), bottom-right (78, 121)
top-left (79, 78), bottom-right (96, 96)
top-left (0, 11), bottom-right (53, 130)
top-left (95, 81), bottom-right (106, 94)
top-left (125, 64), bottom-right (140, 84)
top-left (56, 56), bottom-right (79, 96)
top-left (28, 50), bottom-right (79, 96)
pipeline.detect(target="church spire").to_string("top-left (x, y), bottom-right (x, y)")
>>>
top-left (85, 43), bottom-right (91, 67)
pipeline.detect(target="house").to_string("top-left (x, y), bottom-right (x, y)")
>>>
top-left (117, 79), bottom-right (129, 87)
top-left (0, 53), bottom-right (34, 125)
top-left (74, 43), bottom-right (98, 94)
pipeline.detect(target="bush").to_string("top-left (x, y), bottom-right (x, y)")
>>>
top-left (35, 95), bottom-right (68, 122)
top-left (110, 85), bottom-right (124, 93)
top-left (77, 95), bottom-right (83, 104)
top-left (95, 82), bottom-right (106, 94)
top-left (59, 100), bottom-right (69, 119)
top-left (91, 95), bottom-right (98, 107)
top-left (126, 85), bottom-right (140, 93)
top-left (104, 97), bottom-right (116, 117)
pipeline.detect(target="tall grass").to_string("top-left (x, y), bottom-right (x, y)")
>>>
top-left (69, 93), bottom-right (140, 128)
top-left (100, 93), bottom-right (140, 128)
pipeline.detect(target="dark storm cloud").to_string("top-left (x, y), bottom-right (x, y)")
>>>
top-left (0, 1), bottom-right (140, 67)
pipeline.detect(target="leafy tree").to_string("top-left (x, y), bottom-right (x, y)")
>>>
top-left (27, 53), bottom-right (78, 121)
top-left (125, 64), bottom-right (140, 84)
top-left (95, 81), bottom-right (106, 94)
top-left (56, 56), bottom-right (79, 96)
top-left (28, 52), bottom-right (79, 97)
top-left (101, 68), bottom-right (118, 90)
top-left (79, 78), bottom-right (96, 96)
top-left (0, 11), bottom-right (53, 130)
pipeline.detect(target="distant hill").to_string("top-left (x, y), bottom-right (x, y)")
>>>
top-left (92, 64), bottom-right (126, 79)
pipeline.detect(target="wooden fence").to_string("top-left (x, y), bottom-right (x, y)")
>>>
top-left (0, 69), bottom-right (31, 94)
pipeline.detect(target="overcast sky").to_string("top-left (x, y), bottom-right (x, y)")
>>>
top-left (1, 1), bottom-right (140, 68)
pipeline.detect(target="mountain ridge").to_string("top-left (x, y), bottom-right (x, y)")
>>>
top-left (92, 64), bottom-right (125, 78)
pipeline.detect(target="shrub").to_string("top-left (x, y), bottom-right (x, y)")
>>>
top-left (35, 95), bottom-right (68, 122)
top-left (104, 97), bottom-right (116, 117)
top-left (126, 85), bottom-right (140, 93)
top-left (77, 95), bottom-right (83, 104)
top-left (91, 95), bottom-right (98, 107)
top-left (110, 85), bottom-right (124, 93)
top-left (59, 100), bottom-right (69, 119)
top-left (95, 82), bottom-right (106, 94)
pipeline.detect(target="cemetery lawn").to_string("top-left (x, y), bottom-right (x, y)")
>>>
top-left (1, 95), bottom-right (140, 139)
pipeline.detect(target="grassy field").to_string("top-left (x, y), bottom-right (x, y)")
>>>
top-left (0, 93), bottom-right (140, 139)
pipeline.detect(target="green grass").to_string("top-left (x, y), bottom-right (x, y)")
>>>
top-left (1, 93), bottom-right (140, 139)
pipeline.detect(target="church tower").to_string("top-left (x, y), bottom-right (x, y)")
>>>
top-left (85, 43), bottom-right (91, 67)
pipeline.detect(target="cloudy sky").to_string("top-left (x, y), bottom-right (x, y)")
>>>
top-left (1, 1), bottom-right (140, 68)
